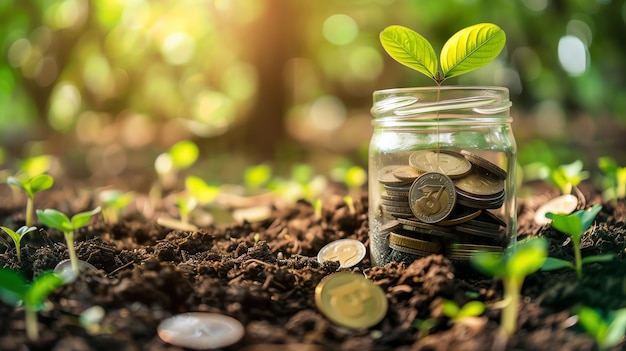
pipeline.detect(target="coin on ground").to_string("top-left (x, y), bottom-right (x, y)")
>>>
top-left (315, 272), bottom-right (387, 329)
top-left (409, 150), bottom-right (472, 178)
top-left (317, 239), bottom-right (366, 268)
top-left (534, 194), bottom-right (579, 225)
top-left (409, 172), bottom-right (456, 223)
top-left (158, 312), bottom-right (244, 350)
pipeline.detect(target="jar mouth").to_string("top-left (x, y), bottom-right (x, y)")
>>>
top-left (371, 86), bottom-right (511, 121)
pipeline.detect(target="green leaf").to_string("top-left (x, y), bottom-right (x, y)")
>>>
top-left (598, 157), bottom-right (617, 175)
top-left (440, 23), bottom-right (506, 81)
top-left (28, 174), bottom-right (54, 194)
top-left (244, 164), bottom-right (272, 190)
top-left (169, 140), bottom-right (199, 170)
top-left (0, 268), bottom-right (27, 305)
top-left (540, 257), bottom-right (574, 271)
top-left (380, 25), bottom-right (438, 81)
top-left (441, 299), bottom-right (460, 318)
top-left (23, 272), bottom-right (64, 311)
top-left (70, 207), bottom-right (101, 230)
top-left (549, 212), bottom-right (582, 239)
top-left (0, 226), bottom-right (22, 246)
top-left (99, 190), bottom-right (134, 209)
top-left (470, 251), bottom-right (502, 277)
top-left (6, 176), bottom-right (25, 189)
top-left (581, 254), bottom-right (614, 265)
top-left (577, 306), bottom-right (608, 343)
top-left (506, 237), bottom-right (547, 279)
top-left (457, 301), bottom-right (485, 319)
top-left (36, 209), bottom-right (72, 232)
top-left (185, 176), bottom-right (219, 204)
top-left (578, 204), bottom-right (602, 233)
top-left (604, 309), bottom-right (626, 348)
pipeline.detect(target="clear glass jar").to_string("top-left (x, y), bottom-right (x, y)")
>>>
top-left (368, 86), bottom-right (516, 266)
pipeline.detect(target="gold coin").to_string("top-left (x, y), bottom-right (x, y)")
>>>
top-left (409, 150), bottom-right (472, 178)
top-left (438, 208), bottom-right (482, 226)
top-left (392, 165), bottom-right (421, 181)
top-left (317, 239), bottom-right (366, 268)
top-left (389, 232), bottom-right (441, 253)
top-left (461, 150), bottom-right (507, 180)
top-left (408, 172), bottom-right (456, 223)
top-left (378, 166), bottom-right (411, 186)
top-left (315, 273), bottom-right (387, 329)
top-left (454, 170), bottom-right (504, 197)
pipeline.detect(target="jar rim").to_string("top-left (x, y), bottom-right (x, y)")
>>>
top-left (373, 85), bottom-right (509, 95)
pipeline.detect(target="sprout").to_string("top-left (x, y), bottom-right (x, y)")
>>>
top-left (441, 299), bottom-right (485, 322)
top-left (471, 237), bottom-right (547, 336)
top-left (541, 204), bottom-right (613, 279)
top-left (36, 207), bottom-right (101, 274)
top-left (0, 268), bottom-right (64, 340)
top-left (598, 157), bottom-right (626, 201)
top-left (155, 140), bottom-right (199, 189)
top-left (0, 226), bottom-right (37, 262)
top-left (244, 164), bottom-right (272, 193)
top-left (7, 174), bottom-right (54, 227)
top-left (577, 306), bottom-right (626, 350)
top-left (550, 160), bottom-right (588, 195)
top-left (98, 190), bottom-right (134, 224)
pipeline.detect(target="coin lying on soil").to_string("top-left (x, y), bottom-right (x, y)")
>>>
top-left (157, 312), bottom-right (244, 350)
top-left (533, 194), bottom-right (579, 225)
top-left (317, 239), bottom-right (366, 268)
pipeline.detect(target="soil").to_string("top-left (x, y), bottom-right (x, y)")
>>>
top-left (0, 180), bottom-right (625, 351)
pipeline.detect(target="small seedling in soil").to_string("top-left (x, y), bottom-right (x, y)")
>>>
top-left (441, 299), bottom-right (485, 322)
top-left (380, 23), bottom-right (506, 85)
top-left (154, 140), bottom-right (199, 189)
top-left (36, 207), bottom-right (101, 274)
top-left (550, 160), bottom-right (589, 195)
top-left (0, 268), bottom-right (64, 341)
top-left (541, 204), bottom-right (613, 279)
top-left (471, 237), bottom-right (548, 336)
top-left (598, 156), bottom-right (626, 201)
top-left (98, 189), bottom-right (134, 224)
top-left (343, 195), bottom-right (356, 215)
top-left (244, 164), bottom-right (272, 194)
top-left (0, 225), bottom-right (37, 262)
top-left (7, 174), bottom-right (54, 227)
top-left (576, 306), bottom-right (626, 350)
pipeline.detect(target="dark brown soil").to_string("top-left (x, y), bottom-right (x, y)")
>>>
top-left (0, 181), bottom-right (625, 351)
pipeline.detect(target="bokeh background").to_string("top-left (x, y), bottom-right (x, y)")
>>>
top-left (1, 0), bottom-right (625, 188)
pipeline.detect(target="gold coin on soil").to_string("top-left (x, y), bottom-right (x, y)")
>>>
top-left (317, 239), bottom-right (366, 268)
top-left (315, 272), bottom-right (387, 329)
top-left (409, 150), bottom-right (472, 178)
top-left (533, 194), bottom-right (579, 225)
top-left (408, 172), bottom-right (456, 223)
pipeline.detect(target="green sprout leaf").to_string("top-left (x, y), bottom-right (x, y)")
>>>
top-left (0, 226), bottom-right (37, 262)
top-left (23, 271), bottom-right (64, 311)
top-left (440, 23), bottom-right (506, 81)
top-left (506, 237), bottom-right (548, 279)
top-left (441, 299), bottom-right (460, 318)
top-left (36, 209), bottom-right (72, 232)
top-left (457, 300), bottom-right (485, 319)
top-left (380, 25), bottom-right (438, 81)
top-left (0, 268), bottom-right (28, 305)
top-left (541, 257), bottom-right (575, 271)
top-left (244, 164), bottom-right (272, 191)
top-left (99, 190), bottom-right (134, 209)
top-left (169, 140), bottom-right (199, 170)
top-left (70, 207), bottom-right (102, 229)
top-left (19, 155), bottom-right (51, 178)
top-left (577, 306), bottom-right (626, 349)
top-left (185, 176), bottom-right (219, 204)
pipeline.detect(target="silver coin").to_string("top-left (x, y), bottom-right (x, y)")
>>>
top-left (409, 150), bottom-right (472, 178)
top-left (317, 239), bottom-right (366, 268)
top-left (408, 172), bottom-right (456, 223)
top-left (534, 194), bottom-right (579, 225)
top-left (378, 166), bottom-right (412, 186)
top-left (461, 150), bottom-right (507, 180)
top-left (158, 312), bottom-right (244, 350)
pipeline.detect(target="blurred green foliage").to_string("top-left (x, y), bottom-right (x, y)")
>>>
top-left (1, 0), bottom-right (625, 179)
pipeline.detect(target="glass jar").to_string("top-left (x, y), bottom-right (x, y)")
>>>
top-left (368, 86), bottom-right (516, 266)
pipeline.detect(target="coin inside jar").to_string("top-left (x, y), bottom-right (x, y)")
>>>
top-left (315, 272), bottom-right (387, 329)
top-left (317, 239), bottom-right (367, 268)
top-left (409, 150), bottom-right (472, 178)
top-left (392, 165), bottom-right (421, 181)
top-left (460, 150), bottom-right (507, 180)
top-left (454, 169), bottom-right (504, 197)
top-left (408, 172), bottom-right (456, 223)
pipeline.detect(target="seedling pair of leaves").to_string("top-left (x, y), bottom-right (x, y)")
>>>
top-left (99, 189), bottom-right (134, 224)
top-left (0, 226), bottom-right (37, 262)
top-left (598, 156), bottom-right (626, 201)
top-left (541, 204), bottom-right (613, 279)
top-left (7, 174), bottom-right (54, 227)
top-left (0, 268), bottom-right (64, 340)
top-left (577, 306), bottom-right (626, 350)
top-left (36, 207), bottom-right (101, 275)
top-left (441, 299), bottom-right (485, 321)
top-left (471, 237), bottom-right (548, 336)
top-left (550, 160), bottom-right (589, 195)
top-left (380, 23), bottom-right (506, 85)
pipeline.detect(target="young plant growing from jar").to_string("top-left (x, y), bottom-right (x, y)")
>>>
top-left (598, 156), bottom-right (626, 202)
top-left (0, 268), bottom-right (64, 341)
top-left (98, 189), bottom-right (134, 224)
top-left (0, 225), bottom-right (37, 262)
top-left (7, 174), bottom-right (54, 227)
top-left (541, 204), bottom-right (613, 279)
top-left (471, 237), bottom-right (547, 337)
top-left (576, 306), bottom-right (626, 350)
top-left (36, 207), bottom-right (101, 274)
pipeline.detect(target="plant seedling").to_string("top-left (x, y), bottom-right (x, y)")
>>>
top-left (441, 299), bottom-right (485, 322)
top-left (154, 140), bottom-right (199, 189)
top-left (541, 204), bottom-right (613, 279)
top-left (244, 164), bottom-right (272, 193)
top-left (549, 160), bottom-right (588, 195)
top-left (36, 207), bottom-right (101, 274)
top-left (0, 226), bottom-right (37, 262)
top-left (576, 306), bottom-right (626, 350)
top-left (471, 237), bottom-right (548, 336)
top-left (7, 174), bottom-right (54, 227)
top-left (380, 23), bottom-right (506, 85)
top-left (98, 189), bottom-right (134, 224)
top-left (598, 157), bottom-right (626, 201)
top-left (0, 268), bottom-right (64, 340)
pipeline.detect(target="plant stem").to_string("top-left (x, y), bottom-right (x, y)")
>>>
top-left (25, 307), bottom-right (38, 340)
top-left (64, 231), bottom-right (80, 274)
top-left (501, 278), bottom-right (521, 336)
top-left (26, 197), bottom-right (33, 227)
top-left (574, 240), bottom-right (582, 279)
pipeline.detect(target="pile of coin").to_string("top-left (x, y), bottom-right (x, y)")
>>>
top-left (377, 149), bottom-right (509, 260)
